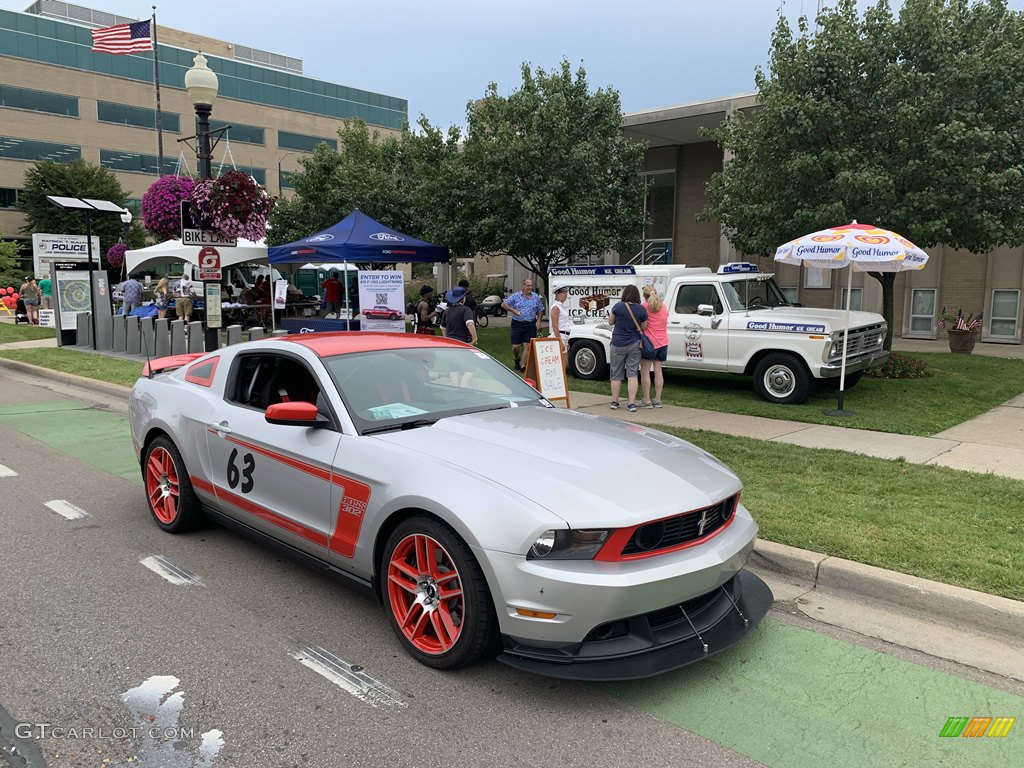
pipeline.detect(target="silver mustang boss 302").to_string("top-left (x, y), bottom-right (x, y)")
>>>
top-left (129, 332), bottom-right (771, 680)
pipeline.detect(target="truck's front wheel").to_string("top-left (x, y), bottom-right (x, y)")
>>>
top-left (753, 353), bottom-right (812, 405)
top-left (568, 340), bottom-right (608, 380)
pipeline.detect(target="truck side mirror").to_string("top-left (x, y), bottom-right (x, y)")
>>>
top-left (697, 304), bottom-right (715, 316)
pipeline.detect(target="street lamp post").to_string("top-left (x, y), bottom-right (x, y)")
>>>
top-left (278, 151), bottom-right (295, 195)
top-left (184, 52), bottom-right (222, 353)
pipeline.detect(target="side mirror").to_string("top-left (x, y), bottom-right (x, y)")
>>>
top-left (265, 401), bottom-right (324, 428)
top-left (697, 303), bottom-right (716, 316)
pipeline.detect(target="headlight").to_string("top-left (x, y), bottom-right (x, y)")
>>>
top-left (528, 529), bottom-right (610, 560)
top-left (829, 342), bottom-right (841, 358)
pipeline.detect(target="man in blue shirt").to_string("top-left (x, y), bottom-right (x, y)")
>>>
top-left (122, 274), bottom-right (143, 316)
top-left (501, 278), bottom-right (545, 371)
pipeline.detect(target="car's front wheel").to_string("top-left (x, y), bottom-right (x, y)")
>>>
top-left (381, 516), bottom-right (498, 669)
top-left (568, 340), bottom-right (609, 380)
top-left (143, 436), bottom-right (202, 532)
top-left (752, 353), bottom-right (812, 404)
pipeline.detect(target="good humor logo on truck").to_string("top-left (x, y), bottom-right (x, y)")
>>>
top-left (747, 321), bottom-right (827, 334)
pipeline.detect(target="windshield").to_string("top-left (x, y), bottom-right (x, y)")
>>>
top-left (323, 347), bottom-right (545, 434)
top-left (720, 276), bottom-right (792, 311)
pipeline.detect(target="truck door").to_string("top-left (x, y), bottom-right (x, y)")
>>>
top-left (666, 283), bottom-right (730, 369)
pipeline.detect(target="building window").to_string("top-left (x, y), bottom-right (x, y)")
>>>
top-left (100, 149), bottom-right (177, 175)
top-left (909, 288), bottom-right (936, 333)
top-left (0, 188), bottom-right (19, 208)
top-left (0, 84), bottom-right (78, 117)
top-left (210, 120), bottom-right (264, 145)
top-left (279, 170), bottom-right (294, 190)
top-left (98, 101), bottom-right (180, 133)
top-left (0, 136), bottom-right (81, 162)
top-left (278, 130), bottom-right (337, 153)
top-left (779, 286), bottom-right (799, 305)
top-left (838, 288), bottom-right (863, 311)
top-left (990, 289), bottom-right (1020, 338)
top-left (230, 165), bottom-right (266, 185)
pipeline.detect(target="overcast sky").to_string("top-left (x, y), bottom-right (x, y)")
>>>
top-left (6, 0), bottom-right (1024, 129)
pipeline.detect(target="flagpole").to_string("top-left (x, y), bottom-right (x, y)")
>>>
top-left (152, 6), bottom-right (164, 172)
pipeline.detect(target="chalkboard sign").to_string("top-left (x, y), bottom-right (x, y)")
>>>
top-left (522, 337), bottom-right (570, 407)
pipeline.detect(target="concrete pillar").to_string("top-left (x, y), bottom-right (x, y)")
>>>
top-left (170, 320), bottom-right (186, 355)
top-left (93, 315), bottom-right (113, 351)
top-left (187, 321), bottom-right (204, 353)
top-left (112, 315), bottom-right (127, 351)
top-left (272, 330), bottom-right (289, 337)
top-left (125, 315), bottom-right (141, 355)
top-left (75, 313), bottom-right (91, 347)
top-left (248, 327), bottom-right (265, 341)
top-left (154, 318), bottom-right (170, 357)
top-left (139, 317), bottom-right (156, 359)
top-left (226, 325), bottom-right (242, 346)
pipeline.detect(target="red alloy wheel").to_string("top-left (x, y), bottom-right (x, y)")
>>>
top-left (386, 533), bottom-right (465, 655)
top-left (146, 446), bottom-right (180, 524)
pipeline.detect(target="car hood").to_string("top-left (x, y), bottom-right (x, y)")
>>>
top-left (737, 307), bottom-right (885, 332)
top-left (372, 407), bottom-right (742, 528)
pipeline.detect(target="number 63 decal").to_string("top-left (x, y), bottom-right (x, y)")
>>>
top-left (227, 447), bottom-right (255, 493)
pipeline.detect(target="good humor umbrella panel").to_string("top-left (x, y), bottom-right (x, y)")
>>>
top-left (774, 222), bottom-right (929, 272)
top-left (267, 210), bottom-right (449, 265)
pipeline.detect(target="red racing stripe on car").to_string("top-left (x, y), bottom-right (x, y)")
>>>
top-left (223, 435), bottom-right (333, 483)
top-left (191, 474), bottom-right (329, 547)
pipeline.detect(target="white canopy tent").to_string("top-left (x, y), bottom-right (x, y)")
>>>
top-left (125, 238), bottom-right (267, 274)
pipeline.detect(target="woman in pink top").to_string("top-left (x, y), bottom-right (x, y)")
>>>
top-left (641, 286), bottom-right (669, 408)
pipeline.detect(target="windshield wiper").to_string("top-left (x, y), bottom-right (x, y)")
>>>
top-left (362, 418), bottom-right (436, 435)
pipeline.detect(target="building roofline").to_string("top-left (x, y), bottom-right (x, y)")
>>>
top-left (623, 92), bottom-right (759, 127)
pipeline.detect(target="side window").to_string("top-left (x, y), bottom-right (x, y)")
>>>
top-left (227, 355), bottom-right (322, 411)
top-left (674, 284), bottom-right (720, 314)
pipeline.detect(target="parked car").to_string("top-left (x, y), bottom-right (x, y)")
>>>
top-left (129, 332), bottom-right (771, 680)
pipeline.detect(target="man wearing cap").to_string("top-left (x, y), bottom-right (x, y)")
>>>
top-left (441, 286), bottom-right (477, 345)
top-left (501, 278), bottom-right (545, 371)
top-left (549, 285), bottom-right (571, 353)
top-left (415, 284), bottom-right (438, 335)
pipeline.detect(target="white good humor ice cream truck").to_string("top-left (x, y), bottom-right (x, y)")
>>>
top-left (550, 263), bottom-right (888, 405)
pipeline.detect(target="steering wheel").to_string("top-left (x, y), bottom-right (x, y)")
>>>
top-left (747, 296), bottom-right (766, 308)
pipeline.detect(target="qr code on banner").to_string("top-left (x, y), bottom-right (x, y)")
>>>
top-left (376, 292), bottom-right (387, 305)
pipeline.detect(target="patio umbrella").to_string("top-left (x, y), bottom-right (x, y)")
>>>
top-left (774, 221), bottom-right (929, 414)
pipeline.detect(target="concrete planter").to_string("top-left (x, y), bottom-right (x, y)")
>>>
top-left (947, 329), bottom-right (979, 353)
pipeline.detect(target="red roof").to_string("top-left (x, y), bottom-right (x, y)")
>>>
top-left (279, 331), bottom-right (471, 358)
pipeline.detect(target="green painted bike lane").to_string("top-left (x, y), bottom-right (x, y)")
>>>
top-left (3, 400), bottom-right (1022, 766)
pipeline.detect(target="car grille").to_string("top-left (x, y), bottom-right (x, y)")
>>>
top-left (620, 494), bottom-right (737, 556)
top-left (828, 323), bottom-right (886, 361)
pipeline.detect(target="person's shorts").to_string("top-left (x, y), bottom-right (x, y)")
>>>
top-left (610, 341), bottom-right (642, 381)
top-left (175, 297), bottom-right (193, 317)
top-left (646, 345), bottom-right (668, 363)
top-left (23, 299), bottom-right (39, 307)
top-left (40, 297), bottom-right (52, 309)
top-left (510, 319), bottom-right (537, 345)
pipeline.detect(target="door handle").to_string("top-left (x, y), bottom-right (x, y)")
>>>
top-left (208, 421), bottom-right (232, 435)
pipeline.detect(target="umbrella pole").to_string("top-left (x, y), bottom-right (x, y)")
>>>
top-left (826, 265), bottom-right (856, 416)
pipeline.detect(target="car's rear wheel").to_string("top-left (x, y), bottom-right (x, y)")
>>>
top-left (143, 436), bottom-right (201, 533)
top-left (382, 516), bottom-right (498, 669)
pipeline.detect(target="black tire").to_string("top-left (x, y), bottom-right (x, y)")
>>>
top-left (752, 353), bottom-right (813, 405)
top-left (492, 306), bottom-right (505, 317)
top-left (381, 516), bottom-right (499, 669)
top-left (475, 310), bottom-right (489, 328)
top-left (143, 436), bottom-right (202, 533)
top-left (568, 340), bottom-right (609, 380)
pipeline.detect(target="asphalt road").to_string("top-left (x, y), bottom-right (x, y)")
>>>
top-left (0, 367), bottom-right (1021, 768)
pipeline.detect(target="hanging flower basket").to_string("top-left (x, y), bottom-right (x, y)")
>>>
top-left (189, 170), bottom-right (275, 242)
top-left (106, 242), bottom-right (127, 268)
top-left (141, 175), bottom-right (197, 241)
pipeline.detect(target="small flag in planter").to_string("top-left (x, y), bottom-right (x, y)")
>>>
top-left (91, 20), bottom-right (153, 54)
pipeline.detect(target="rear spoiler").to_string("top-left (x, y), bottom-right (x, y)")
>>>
top-left (142, 353), bottom-right (206, 377)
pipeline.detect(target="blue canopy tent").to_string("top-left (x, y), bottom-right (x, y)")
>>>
top-left (267, 210), bottom-right (449, 331)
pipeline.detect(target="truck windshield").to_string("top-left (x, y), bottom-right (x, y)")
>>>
top-left (720, 276), bottom-right (792, 311)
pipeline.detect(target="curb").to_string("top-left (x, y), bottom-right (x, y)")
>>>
top-left (752, 539), bottom-right (1024, 643)
top-left (0, 357), bottom-right (132, 400)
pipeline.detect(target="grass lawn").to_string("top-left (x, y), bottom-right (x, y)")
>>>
top-left (475, 327), bottom-right (1024, 436)
top-left (659, 425), bottom-right (1024, 601)
top-left (0, 348), bottom-right (143, 388)
top-left (0, 323), bottom-right (56, 343)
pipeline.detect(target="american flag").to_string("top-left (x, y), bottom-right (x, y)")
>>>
top-left (91, 20), bottom-right (153, 54)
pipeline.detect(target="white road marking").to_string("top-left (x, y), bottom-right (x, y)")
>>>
top-left (139, 555), bottom-right (204, 586)
top-left (44, 499), bottom-right (89, 519)
top-left (0, 463), bottom-right (17, 477)
top-left (290, 646), bottom-right (407, 709)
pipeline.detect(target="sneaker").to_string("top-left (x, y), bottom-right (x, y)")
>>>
top-left (652, 400), bottom-right (663, 408)
top-left (609, 401), bottom-right (620, 410)
top-left (627, 403), bottom-right (638, 413)
top-left (639, 401), bottom-right (652, 409)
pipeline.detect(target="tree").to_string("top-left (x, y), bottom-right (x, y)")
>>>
top-left (461, 60), bottom-right (647, 295)
top-left (0, 232), bottom-right (18, 273)
top-left (702, 0), bottom-right (1024, 349)
top-left (17, 159), bottom-right (146, 257)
